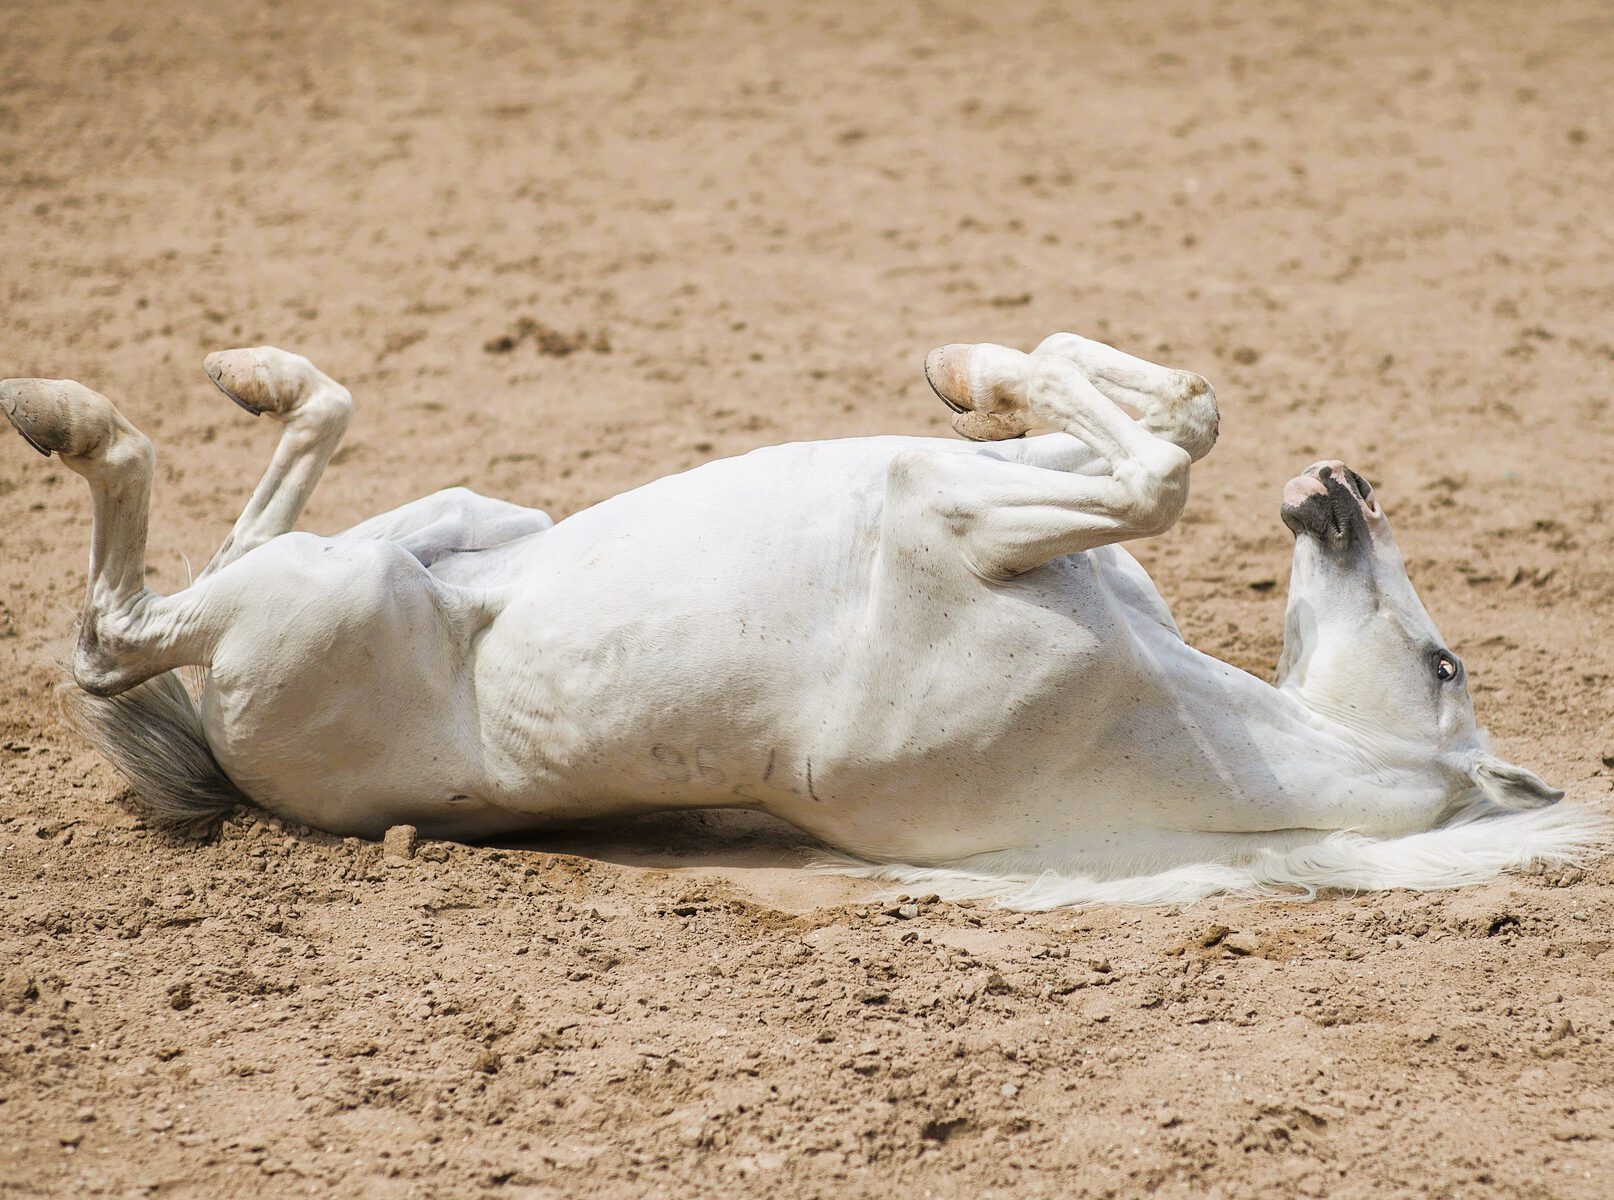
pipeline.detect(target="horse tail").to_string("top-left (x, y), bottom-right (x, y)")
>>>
top-left (60, 670), bottom-right (248, 835)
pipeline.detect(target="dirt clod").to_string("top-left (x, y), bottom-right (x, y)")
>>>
top-left (1222, 931), bottom-right (1261, 956)
top-left (1, 969), bottom-right (38, 1012)
top-left (483, 318), bottom-right (610, 358)
top-left (382, 824), bottom-right (418, 861)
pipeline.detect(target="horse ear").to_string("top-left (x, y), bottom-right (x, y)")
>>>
top-left (1469, 754), bottom-right (1564, 810)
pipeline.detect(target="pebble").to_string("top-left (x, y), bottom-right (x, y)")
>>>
top-left (383, 824), bottom-right (419, 861)
top-left (166, 982), bottom-right (194, 1011)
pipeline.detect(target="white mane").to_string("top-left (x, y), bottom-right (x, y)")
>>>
top-left (816, 804), bottom-right (1612, 909)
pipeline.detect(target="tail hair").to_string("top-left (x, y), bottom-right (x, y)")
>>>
top-left (60, 670), bottom-right (248, 836)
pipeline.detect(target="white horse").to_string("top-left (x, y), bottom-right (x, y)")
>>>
top-left (3, 334), bottom-right (1604, 906)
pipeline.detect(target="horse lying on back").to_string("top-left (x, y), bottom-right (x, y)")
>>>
top-left (3, 332), bottom-right (1604, 907)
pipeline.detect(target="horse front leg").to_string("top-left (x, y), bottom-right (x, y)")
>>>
top-left (910, 343), bottom-right (1202, 579)
top-left (1031, 331), bottom-right (1219, 462)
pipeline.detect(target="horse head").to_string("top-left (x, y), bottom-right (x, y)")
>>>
top-left (1275, 460), bottom-right (1561, 816)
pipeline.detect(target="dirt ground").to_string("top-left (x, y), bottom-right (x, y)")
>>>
top-left (4, 0), bottom-right (1614, 1195)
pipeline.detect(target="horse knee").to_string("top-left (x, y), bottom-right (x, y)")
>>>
top-left (1144, 372), bottom-right (1218, 463)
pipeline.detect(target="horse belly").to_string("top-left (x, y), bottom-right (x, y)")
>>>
top-left (467, 502), bottom-right (1160, 855)
top-left (762, 551), bottom-right (1165, 861)
top-left (468, 576), bottom-right (855, 821)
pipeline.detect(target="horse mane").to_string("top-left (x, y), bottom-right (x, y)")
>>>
top-left (813, 803), bottom-right (1613, 909)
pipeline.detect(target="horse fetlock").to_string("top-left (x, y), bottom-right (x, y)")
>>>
top-left (204, 346), bottom-right (352, 425)
top-left (1119, 445), bottom-right (1191, 535)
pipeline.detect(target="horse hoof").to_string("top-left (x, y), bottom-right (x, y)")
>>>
top-left (951, 410), bottom-right (1030, 441)
top-left (924, 345), bottom-right (976, 413)
top-left (203, 347), bottom-right (346, 422)
top-left (925, 344), bottom-right (1034, 441)
top-left (0, 378), bottom-right (120, 459)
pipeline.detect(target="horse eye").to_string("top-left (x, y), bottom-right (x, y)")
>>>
top-left (1434, 655), bottom-right (1459, 682)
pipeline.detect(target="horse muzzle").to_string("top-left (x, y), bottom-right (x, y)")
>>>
top-left (1280, 461), bottom-right (1377, 548)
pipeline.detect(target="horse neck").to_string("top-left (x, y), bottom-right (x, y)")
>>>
top-left (1139, 636), bottom-right (1449, 831)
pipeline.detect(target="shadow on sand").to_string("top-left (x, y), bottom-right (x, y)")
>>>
top-left (495, 809), bottom-right (879, 913)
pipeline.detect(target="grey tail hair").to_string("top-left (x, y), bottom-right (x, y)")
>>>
top-left (60, 670), bottom-right (249, 836)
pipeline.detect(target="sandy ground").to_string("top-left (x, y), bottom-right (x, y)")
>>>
top-left (4, 0), bottom-right (1614, 1195)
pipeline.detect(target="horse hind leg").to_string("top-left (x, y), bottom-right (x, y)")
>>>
top-left (198, 351), bottom-right (552, 570)
top-left (2, 376), bottom-right (164, 683)
top-left (1, 375), bottom-right (244, 691)
top-left (3, 374), bottom-right (246, 829)
top-left (198, 346), bottom-right (353, 579)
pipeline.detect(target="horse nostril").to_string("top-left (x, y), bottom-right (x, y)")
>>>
top-left (1316, 464), bottom-right (1334, 482)
top-left (1346, 468), bottom-right (1372, 497)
